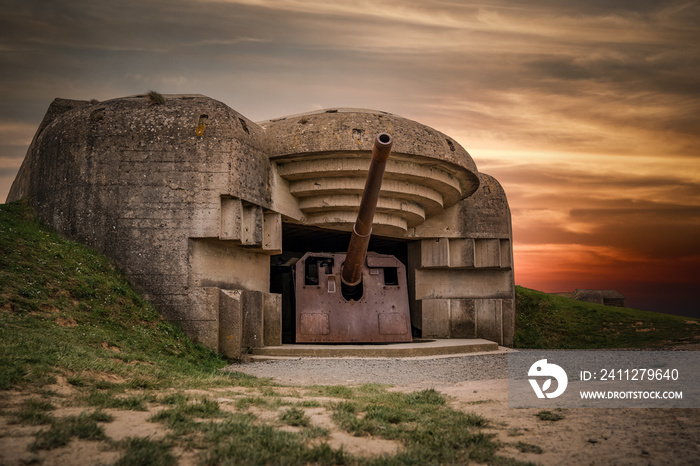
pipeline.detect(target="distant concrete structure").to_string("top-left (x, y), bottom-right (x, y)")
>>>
top-left (554, 289), bottom-right (627, 308)
top-left (7, 94), bottom-right (515, 356)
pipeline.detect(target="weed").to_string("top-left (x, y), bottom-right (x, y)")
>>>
top-left (365, 404), bottom-right (417, 424)
top-left (405, 388), bottom-right (446, 405)
top-left (467, 399), bottom-right (495, 405)
top-left (12, 398), bottom-right (55, 425)
top-left (147, 90), bottom-right (165, 105)
top-left (114, 437), bottom-right (174, 466)
top-left (31, 411), bottom-right (110, 451)
top-left (294, 399), bottom-right (322, 408)
top-left (310, 384), bottom-right (355, 399)
top-left (236, 395), bottom-right (282, 410)
top-left (197, 419), bottom-right (349, 465)
top-left (260, 386), bottom-right (279, 397)
top-left (67, 375), bottom-right (91, 387)
top-left (158, 392), bottom-right (189, 405)
top-left (89, 410), bottom-right (114, 422)
top-left (86, 391), bottom-right (153, 411)
top-left (279, 407), bottom-right (310, 427)
top-left (150, 397), bottom-right (222, 431)
top-left (515, 441), bottom-right (543, 453)
top-left (536, 410), bottom-right (564, 421)
top-left (126, 377), bottom-right (160, 390)
top-left (301, 425), bottom-right (330, 439)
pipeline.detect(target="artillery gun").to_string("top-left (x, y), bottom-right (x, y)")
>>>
top-left (294, 133), bottom-right (413, 343)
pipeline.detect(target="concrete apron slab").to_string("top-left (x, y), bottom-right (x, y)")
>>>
top-left (247, 338), bottom-right (502, 360)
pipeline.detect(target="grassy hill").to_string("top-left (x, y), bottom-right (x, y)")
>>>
top-left (0, 200), bottom-right (244, 391)
top-left (514, 286), bottom-right (699, 349)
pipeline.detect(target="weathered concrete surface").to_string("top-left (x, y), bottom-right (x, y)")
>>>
top-left (7, 94), bottom-right (516, 352)
top-left (264, 109), bottom-right (480, 237)
top-left (249, 339), bottom-right (500, 359)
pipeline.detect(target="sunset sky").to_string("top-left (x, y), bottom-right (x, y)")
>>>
top-left (1, 0), bottom-right (698, 316)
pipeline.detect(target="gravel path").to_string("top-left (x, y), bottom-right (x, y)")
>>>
top-left (226, 353), bottom-right (509, 386)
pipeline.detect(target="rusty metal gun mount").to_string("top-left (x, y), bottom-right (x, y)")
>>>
top-left (294, 133), bottom-right (413, 343)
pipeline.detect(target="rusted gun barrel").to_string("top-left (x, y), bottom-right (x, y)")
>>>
top-left (341, 132), bottom-right (393, 299)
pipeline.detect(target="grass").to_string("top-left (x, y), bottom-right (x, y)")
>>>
top-left (149, 396), bottom-right (223, 429)
top-left (514, 286), bottom-right (700, 349)
top-left (535, 410), bottom-right (565, 422)
top-left (11, 398), bottom-right (55, 425)
top-left (146, 90), bottom-right (165, 105)
top-left (114, 437), bottom-right (175, 466)
top-left (85, 390), bottom-right (155, 411)
top-left (0, 200), bottom-right (260, 392)
top-left (279, 406), bottom-right (311, 427)
top-left (31, 411), bottom-right (112, 451)
top-left (310, 384), bottom-right (355, 399)
top-left (195, 419), bottom-right (349, 465)
top-left (326, 386), bottom-right (510, 464)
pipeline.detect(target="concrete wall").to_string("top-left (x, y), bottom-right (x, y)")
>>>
top-left (405, 174), bottom-right (515, 345)
top-left (8, 95), bottom-right (515, 352)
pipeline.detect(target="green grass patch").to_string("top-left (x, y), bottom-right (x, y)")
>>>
top-left (236, 395), bottom-right (284, 410)
top-left (195, 418), bottom-right (348, 465)
top-left (535, 410), bottom-right (565, 421)
top-left (309, 384), bottom-right (355, 399)
top-left (301, 425), bottom-right (330, 440)
top-left (149, 396), bottom-right (223, 431)
top-left (146, 90), bottom-right (166, 105)
top-left (114, 437), bottom-right (175, 466)
top-left (85, 390), bottom-right (155, 411)
top-left (514, 286), bottom-right (700, 349)
top-left (0, 201), bottom-right (267, 392)
top-left (292, 399), bottom-right (322, 408)
top-left (31, 411), bottom-right (112, 451)
top-left (12, 398), bottom-right (55, 425)
top-left (158, 392), bottom-right (189, 406)
top-left (279, 407), bottom-right (311, 427)
top-left (328, 387), bottom-right (501, 464)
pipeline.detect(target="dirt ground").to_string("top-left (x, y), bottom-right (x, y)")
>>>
top-left (1, 371), bottom-right (698, 465)
top-left (402, 378), bottom-right (700, 465)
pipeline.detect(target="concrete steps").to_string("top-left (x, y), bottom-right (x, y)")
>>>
top-left (248, 338), bottom-right (500, 360)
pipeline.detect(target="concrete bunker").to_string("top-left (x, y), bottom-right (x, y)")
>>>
top-left (7, 95), bottom-right (515, 358)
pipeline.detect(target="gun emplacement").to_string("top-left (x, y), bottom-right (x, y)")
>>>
top-left (294, 131), bottom-right (412, 343)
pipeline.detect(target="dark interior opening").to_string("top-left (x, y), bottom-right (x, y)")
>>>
top-left (304, 256), bottom-right (334, 286)
top-left (383, 267), bottom-right (399, 286)
top-left (270, 223), bottom-right (410, 343)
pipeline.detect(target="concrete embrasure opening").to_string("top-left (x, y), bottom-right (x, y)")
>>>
top-left (270, 223), bottom-right (411, 343)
